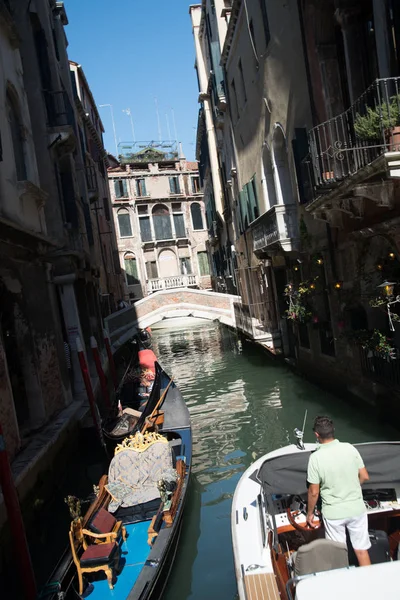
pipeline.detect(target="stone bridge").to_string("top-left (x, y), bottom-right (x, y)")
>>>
top-left (104, 288), bottom-right (241, 352)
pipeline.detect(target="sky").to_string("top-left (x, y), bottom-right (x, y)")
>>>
top-left (65, 0), bottom-right (199, 160)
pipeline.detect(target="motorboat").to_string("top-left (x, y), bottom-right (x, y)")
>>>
top-left (231, 430), bottom-right (400, 599)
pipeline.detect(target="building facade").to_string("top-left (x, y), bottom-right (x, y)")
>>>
top-left (108, 142), bottom-right (211, 300)
top-left (0, 0), bottom-right (122, 547)
top-left (191, 0), bottom-right (400, 410)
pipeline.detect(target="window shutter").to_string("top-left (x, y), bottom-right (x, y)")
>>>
top-left (191, 203), bottom-right (203, 230)
top-left (125, 256), bottom-right (139, 285)
top-left (198, 252), bottom-right (210, 276)
top-left (173, 214), bottom-right (185, 238)
top-left (60, 170), bottom-right (79, 228)
top-left (118, 211), bottom-right (132, 237)
top-left (83, 203), bottom-right (94, 246)
top-left (139, 217), bottom-right (152, 242)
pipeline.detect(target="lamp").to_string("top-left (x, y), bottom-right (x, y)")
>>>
top-left (316, 256), bottom-right (324, 265)
top-left (377, 281), bottom-right (395, 297)
top-left (388, 252), bottom-right (396, 260)
top-left (376, 263), bottom-right (383, 271)
top-left (309, 282), bottom-right (316, 290)
top-left (333, 280), bottom-right (343, 290)
top-left (293, 265), bottom-right (299, 272)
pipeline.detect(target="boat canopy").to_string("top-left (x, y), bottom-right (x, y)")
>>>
top-left (257, 442), bottom-right (400, 497)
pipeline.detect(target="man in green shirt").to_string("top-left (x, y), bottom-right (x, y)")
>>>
top-left (306, 416), bottom-right (371, 566)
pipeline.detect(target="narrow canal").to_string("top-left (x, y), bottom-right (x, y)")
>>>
top-left (149, 322), bottom-right (397, 600)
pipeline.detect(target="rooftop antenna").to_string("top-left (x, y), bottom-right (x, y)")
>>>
top-left (122, 108), bottom-right (136, 143)
top-left (171, 107), bottom-right (178, 141)
top-left (165, 112), bottom-right (172, 140)
top-left (154, 97), bottom-right (162, 142)
top-left (99, 103), bottom-right (118, 156)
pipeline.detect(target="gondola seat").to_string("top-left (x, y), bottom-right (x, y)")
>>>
top-left (88, 507), bottom-right (127, 544)
top-left (69, 519), bottom-right (120, 595)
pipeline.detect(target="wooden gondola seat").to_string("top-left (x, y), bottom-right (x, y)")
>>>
top-left (87, 507), bottom-right (127, 544)
top-left (69, 519), bottom-right (120, 595)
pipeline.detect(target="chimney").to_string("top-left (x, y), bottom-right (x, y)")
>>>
top-left (178, 142), bottom-right (185, 159)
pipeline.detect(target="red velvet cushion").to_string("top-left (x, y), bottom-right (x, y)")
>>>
top-left (80, 542), bottom-right (117, 567)
top-left (90, 508), bottom-right (116, 534)
top-left (138, 349), bottom-right (156, 372)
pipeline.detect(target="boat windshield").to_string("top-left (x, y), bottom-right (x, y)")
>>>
top-left (257, 442), bottom-right (400, 498)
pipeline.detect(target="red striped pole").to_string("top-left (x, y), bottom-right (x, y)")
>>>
top-left (0, 422), bottom-right (36, 599)
top-left (103, 329), bottom-right (117, 390)
top-left (76, 336), bottom-right (102, 441)
top-left (90, 336), bottom-right (111, 411)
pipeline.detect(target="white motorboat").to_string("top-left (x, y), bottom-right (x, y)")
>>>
top-left (231, 431), bottom-right (400, 599)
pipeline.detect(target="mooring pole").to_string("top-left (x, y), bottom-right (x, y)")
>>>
top-left (103, 329), bottom-right (117, 389)
top-left (76, 336), bottom-right (102, 442)
top-left (90, 336), bottom-right (111, 411)
top-left (0, 422), bottom-right (36, 600)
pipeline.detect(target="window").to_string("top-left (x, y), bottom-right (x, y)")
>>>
top-left (198, 251), bottom-right (210, 276)
top-left (191, 203), bottom-right (204, 230)
top-left (152, 204), bottom-right (172, 240)
top-left (139, 216), bottom-right (152, 242)
top-left (118, 208), bottom-right (132, 237)
top-left (136, 178), bottom-right (147, 197)
top-left (114, 179), bottom-right (128, 199)
top-left (146, 261), bottom-right (158, 279)
top-left (180, 257), bottom-right (192, 274)
top-left (173, 213), bottom-right (186, 238)
top-left (298, 323), bottom-right (310, 349)
top-left (249, 19), bottom-right (257, 55)
top-left (169, 176), bottom-right (181, 195)
top-left (231, 79), bottom-right (239, 121)
top-left (238, 59), bottom-right (247, 103)
top-left (172, 202), bottom-right (182, 212)
top-left (7, 92), bottom-right (27, 181)
top-left (103, 197), bottom-right (111, 221)
top-left (191, 176), bottom-right (200, 194)
top-left (137, 205), bottom-right (148, 215)
top-left (124, 253), bottom-right (139, 285)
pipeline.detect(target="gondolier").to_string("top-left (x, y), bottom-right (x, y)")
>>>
top-left (306, 415), bottom-right (371, 566)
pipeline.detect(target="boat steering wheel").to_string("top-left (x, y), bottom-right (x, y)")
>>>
top-left (286, 508), bottom-right (322, 531)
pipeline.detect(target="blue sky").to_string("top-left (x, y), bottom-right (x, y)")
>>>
top-left (65, 0), bottom-right (199, 160)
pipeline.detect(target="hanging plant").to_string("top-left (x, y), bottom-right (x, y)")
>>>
top-left (284, 279), bottom-right (317, 323)
top-left (344, 329), bottom-right (396, 359)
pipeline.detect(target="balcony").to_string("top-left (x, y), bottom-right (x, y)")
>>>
top-left (308, 77), bottom-right (400, 192)
top-left (233, 301), bottom-right (280, 343)
top-left (251, 204), bottom-right (298, 253)
top-left (147, 274), bottom-right (199, 294)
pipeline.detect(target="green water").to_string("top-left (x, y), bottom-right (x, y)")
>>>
top-left (152, 323), bottom-right (397, 600)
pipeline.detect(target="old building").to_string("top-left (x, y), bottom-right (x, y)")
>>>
top-left (0, 0), bottom-right (122, 551)
top-left (191, 0), bottom-right (400, 409)
top-left (190, 3), bottom-right (237, 294)
top-left (108, 142), bottom-right (211, 300)
top-left (69, 61), bottom-right (123, 315)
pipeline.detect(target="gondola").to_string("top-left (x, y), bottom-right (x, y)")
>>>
top-left (231, 429), bottom-right (400, 600)
top-left (40, 361), bottom-right (191, 600)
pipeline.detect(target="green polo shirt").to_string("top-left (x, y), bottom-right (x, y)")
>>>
top-left (307, 439), bottom-right (366, 520)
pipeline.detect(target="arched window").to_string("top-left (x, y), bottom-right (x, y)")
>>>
top-left (6, 91), bottom-right (27, 181)
top-left (152, 204), bottom-right (172, 240)
top-left (272, 126), bottom-right (292, 205)
top-left (124, 252), bottom-right (139, 285)
top-left (118, 208), bottom-right (132, 237)
top-left (191, 202), bottom-right (204, 230)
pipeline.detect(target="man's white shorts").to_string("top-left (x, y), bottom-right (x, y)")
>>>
top-left (323, 513), bottom-right (371, 550)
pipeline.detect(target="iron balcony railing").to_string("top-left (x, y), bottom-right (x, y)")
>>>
top-left (308, 76), bottom-right (400, 188)
top-left (44, 90), bottom-right (75, 129)
top-left (251, 204), bottom-right (298, 252)
top-left (359, 346), bottom-right (400, 387)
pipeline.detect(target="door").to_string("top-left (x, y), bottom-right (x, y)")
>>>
top-left (158, 249), bottom-right (179, 278)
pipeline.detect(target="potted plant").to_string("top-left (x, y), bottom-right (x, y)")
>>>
top-left (354, 96), bottom-right (400, 150)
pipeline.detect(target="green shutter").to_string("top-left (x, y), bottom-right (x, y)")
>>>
top-left (198, 251), bottom-right (210, 276)
top-left (125, 257), bottom-right (139, 285)
top-left (118, 212), bottom-right (132, 237)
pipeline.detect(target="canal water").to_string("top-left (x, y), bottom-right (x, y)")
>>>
top-left (150, 322), bottom-right (398, 600)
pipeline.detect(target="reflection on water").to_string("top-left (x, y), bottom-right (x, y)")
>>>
top-left (156, 324), bottom-right (397, 600)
